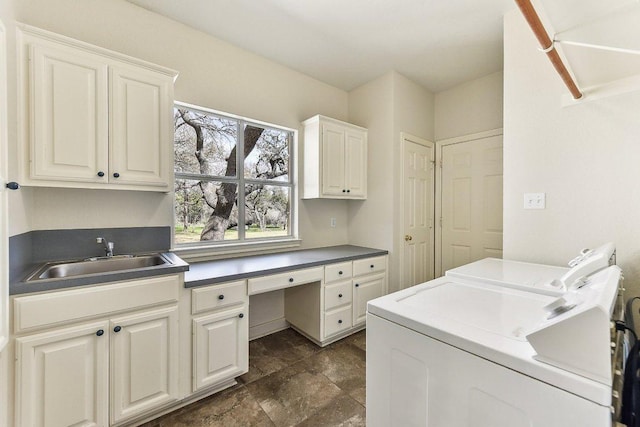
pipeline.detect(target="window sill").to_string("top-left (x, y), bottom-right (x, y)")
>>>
top-left (173, 238), bottom-right (303, 263)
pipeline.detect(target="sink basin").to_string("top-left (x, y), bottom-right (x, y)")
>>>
top-left (26, 254), bottom-right (172, 281)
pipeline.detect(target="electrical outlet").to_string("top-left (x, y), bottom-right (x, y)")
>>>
top-left (330, 217), bottom-right (337, 228)
top-left (524, 193), bottom-right (546, 209)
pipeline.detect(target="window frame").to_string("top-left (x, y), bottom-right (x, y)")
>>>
top-left (172, 101), bottom-right (298, 254)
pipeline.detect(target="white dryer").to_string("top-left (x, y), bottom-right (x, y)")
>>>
top-left (366, 265), bottom-right (622, 427)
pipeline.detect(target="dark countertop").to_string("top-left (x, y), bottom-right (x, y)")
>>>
top-left (185, 245), bottom-right (388, 288)
top-left (10, 252), bottom-right (189, 296)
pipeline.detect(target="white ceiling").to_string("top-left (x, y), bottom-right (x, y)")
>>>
top-left (127, 0), bottom-right (515, 93)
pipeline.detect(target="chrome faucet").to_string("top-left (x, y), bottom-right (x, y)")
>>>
top-left (96, 237), bottom-right (114, 257)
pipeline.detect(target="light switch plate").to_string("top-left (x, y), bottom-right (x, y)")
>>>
top-left (524, 193), bottom-right (546, 209)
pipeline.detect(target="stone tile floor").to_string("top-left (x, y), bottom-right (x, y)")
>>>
top-left (141, 328), bottom-right (367, 427)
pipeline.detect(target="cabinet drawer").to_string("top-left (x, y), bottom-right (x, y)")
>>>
top-left (192, 280), bottom-right (247, 315)
top-left (324, 281), bottom-right (352, 311)
top-left (14, 274), bottom-right (180, 334)
top-left (325, 262), bottom-right (353, 284)
top-left (248, 267), bottom-right (323, 296)
top-left (353, 256), bottom-right (386, 277)
top-left (324, 306), bottom-right (352, 338)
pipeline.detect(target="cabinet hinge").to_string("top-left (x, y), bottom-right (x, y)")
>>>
top-left (439, 160), bottom-right (443, 168)
top-left (439, 217), bottom-right (443, 228)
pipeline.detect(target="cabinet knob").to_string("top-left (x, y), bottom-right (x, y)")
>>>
top-left (347, 189), bottom-right (351, 193)
top-left (113, 326), bottom-right (122, 333)
top-left (5, 182), bottom-right (20, 190)
top-left (342, 189), bottom-right (346, 193)
top-left (96, 329), bottom-right (104, 336)
top-left (218, 294), bottom-right (225, 300)
top-left (355, 283), bottom-right (360, 288)
top-left (338, 319), bottom-right (343, 324)
top-left (239, 313), bottom-right (244, 318)
top-left (370, 264), bottom-right (374, 269)
top-left (97, 171), bottom-right (105, 177)
top-left (113, 172), bottom-right (120, 178)
top-left (338, 271), bottom-right (343, 275)
top-left (338, 293), bottom-right (343, 298)
top-left (289, 278), bottom-right (294, 283)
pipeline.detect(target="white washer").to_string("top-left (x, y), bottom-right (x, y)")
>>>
top-left (366, 265), bottom-right (621, 427)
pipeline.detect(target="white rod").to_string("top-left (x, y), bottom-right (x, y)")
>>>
top-left (555, 39), bottom-right (640, 56)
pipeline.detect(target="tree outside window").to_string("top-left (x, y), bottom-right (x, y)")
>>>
top-left (173, 103), bottom-right (294, 246)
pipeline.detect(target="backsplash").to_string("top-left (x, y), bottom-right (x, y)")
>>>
top-left (9, 226), bottom-right (171, 283)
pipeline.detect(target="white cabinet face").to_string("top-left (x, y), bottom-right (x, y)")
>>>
top-left (345, 130), bottom-right (367, 197)
top-left (110, 306), bottom-right (179, 424)
top-left (321, 123), bottom-right (347, 196)
top-left (192, 306), bottom-right (248, 392)
top-left (353, 273), bottom-right (385, 326)
top-left (109, 65), bottom-right (171, 187)
top-left (30, 43), bottom-right (108, 182)
top-left (16, 322), bottom-right (109, 427)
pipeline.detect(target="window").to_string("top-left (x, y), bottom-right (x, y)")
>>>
top-left (173, 102), bottom-right (295, 247)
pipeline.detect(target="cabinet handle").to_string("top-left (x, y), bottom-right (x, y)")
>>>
top-left (289, 278), bottom-right (294, 283)
top-left (355, 283), bottom-right (360, 287)
top-left (338, 293), bottom-right (343, 298)
top-left (338, 271), bottom-right (343, 275)
top-left (338, 319), bottom-right (343, 324)
top-left (218, 295), bottom-right (225, 300)
top-left (96, 329), bottom-right (104, 336)
top-left (113, 172), bottom-right (120, 178)
top-left (97, 171), bottom-right (105, 177)
top-left (239, 313), bottom-right (244, 319)
top-left (6, 182), bottom-right (20, 190)
top-left (113, 326), bottom-right (122, 333)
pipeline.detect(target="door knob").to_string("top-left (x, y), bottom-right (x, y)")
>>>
top-left (404, 235), bottom-right (413, 241)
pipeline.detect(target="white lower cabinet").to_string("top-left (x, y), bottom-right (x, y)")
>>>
top-left (191, 280), bottom-right (248, 393)
top-left (193, 306), bottom-right (248, 392)
top-left (110, 306), bottom-right (180, 424)
top-left (13, 274), bottom-right (181, 427)
top-left (285, 255), bottom-right (388, 346)
top-left (16, 321), bottom-right (109, 427)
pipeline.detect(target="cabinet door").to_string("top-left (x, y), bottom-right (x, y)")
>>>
top-left (110, 305), bottom-right (179, 424)
top-left (345, 129), bottom-right (367, 198)
top-left (321, 122), bottom-right (346, 196)
top-left (193, 306), bottom-right (248, 392)
top-left (15, 321), bottom-right (109, 427)
top-left (110, 64), bottom-right (172, 187)
top-left (353, 273), bottom-right (386, 326)
top-left (30, 43), bottom-right (109, 182)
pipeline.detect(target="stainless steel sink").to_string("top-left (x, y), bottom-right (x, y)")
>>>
top-left (26, 254), bottom-right (172, 281)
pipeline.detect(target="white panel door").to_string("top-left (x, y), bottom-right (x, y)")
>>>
top-left (345, 129), bottom-right (367, 198)
top-left (16, 322), bottom-right (109, 427)
top-left (403, 137), bottom-right (435, 288)
top-left (30, 43), bottom-right (108, 182)
top-left (321, 123), bottom-right (346, 196)
top-left (110, 306), bottom-right (179, 424)
top-left (192, 306), bottom-right (248, 392)
top-left (441, 135), bottom-right (503, 274)
top-left (110, 65), bottom-right (171, 187)
top-left (0, 19), bottom-right (8, 353)
top-left (353, 273), bottom-right (386, 326)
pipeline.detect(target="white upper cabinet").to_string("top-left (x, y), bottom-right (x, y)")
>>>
top-left (303, 115), bottom-right (367, 199)
top-left (18, 24), bottom-right (177, 191)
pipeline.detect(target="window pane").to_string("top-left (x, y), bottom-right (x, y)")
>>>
top-left (174, 107), bottom-right (238, 177)
top-left (244, 126), bottom-right (289, 182)
top-left (244, 185), bottom-right (291, 239)
top-left (174, 179), bottom-right (239, 244)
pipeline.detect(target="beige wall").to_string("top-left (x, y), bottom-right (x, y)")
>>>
top-left (5, 0), bottom-right (351, 251)
top-left (348, 71), bottom-right (435, 292)
top-left (435, 71), bottom-right (503, 141)
top-left (504, 9), bottom-right (640, 296)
